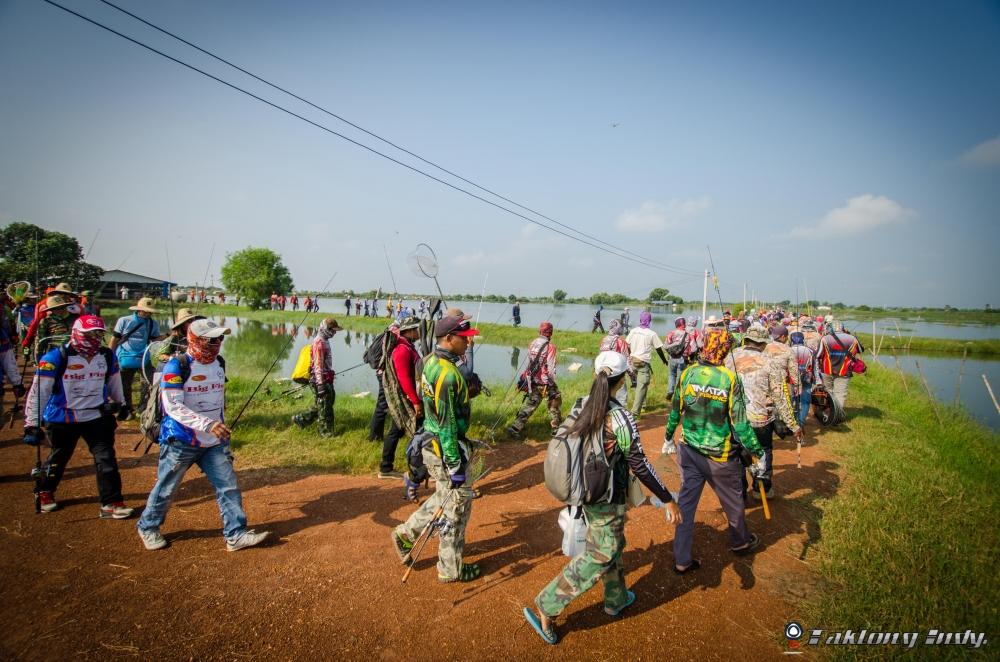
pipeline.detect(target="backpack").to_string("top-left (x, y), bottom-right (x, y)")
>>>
top-left (140, 355), bottom-right (226, 443)
top-left (543, 397), bottom-right (618, 506)
top-left (291, 345), bottom-right (312, 384)
top-left (363, 330), bottom-right (396, 371)
top-left (665, 331), bottom-right (688, 359)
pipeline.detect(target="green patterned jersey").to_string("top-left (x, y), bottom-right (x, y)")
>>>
top-left (420, 349), bottom-right (470, 467)
top-left (665, 361), bottom-right (762, 461)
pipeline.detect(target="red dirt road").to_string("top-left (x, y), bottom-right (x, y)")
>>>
top-left (0, 403), bottom-right (838, 660)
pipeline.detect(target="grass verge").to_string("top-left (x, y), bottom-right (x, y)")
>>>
top-left (804, 360), bottom-right (998, 659)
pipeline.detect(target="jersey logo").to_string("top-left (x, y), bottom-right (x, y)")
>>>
top-left (685, 383), bottom-right (728, 402)
top-left (163, 373), bottom-right (184, 385)
top-left (191, 374), bottom-right (207, 382)
top-left (67, 363), bottom-right (85, 370)
top-left (38, 361), bottom-right (56, 371)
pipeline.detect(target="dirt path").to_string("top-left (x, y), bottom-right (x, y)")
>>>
top-left (0, 391), bottom-right (842, 660)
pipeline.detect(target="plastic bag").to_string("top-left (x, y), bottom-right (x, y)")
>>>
top-left (558, 506), bottom-right (587, 557)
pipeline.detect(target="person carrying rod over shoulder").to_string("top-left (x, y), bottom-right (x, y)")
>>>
top-left (391, 315), bottom-right (481, 583)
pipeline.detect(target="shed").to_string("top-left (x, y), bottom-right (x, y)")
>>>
top-left (98, 269), bottom-right (177, 300)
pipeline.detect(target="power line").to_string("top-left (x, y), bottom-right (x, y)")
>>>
top-left (95, 0), bottom-right (702, 277)
top-left (39, 0), bottom-right (702, 276)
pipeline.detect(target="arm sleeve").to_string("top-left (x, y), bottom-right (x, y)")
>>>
top-left (21, 311), bottom-right (43, 348)
top-left (24, 350), bottom-right (60, 427)
top-left (392, 346), bottom-right (421, 407)
top-left (655, 347), bottom-right (669, 365)
top-left (160, 358), bottom-right (215, 432)
top-left (545, 344), bottom-right (557, 382)
top-left (309, 339), bottom-right (326, 386)
top-left (1, 349), bottom-right (20, 386)
top-left (434, 371), bottom-right (462, 468)
top-left (664, 367), bottom-right (686, 438)
top-left (769, 368), bottom-right (799, 432)
top-left (614, 410), bottom-right (673, 503)
top-left (729, 376), bottom-right (763, 456)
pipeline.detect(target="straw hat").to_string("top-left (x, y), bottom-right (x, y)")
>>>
top-left (51, 282), bottom-right (77, 296)
top-left (129, 297), bottom-right (159, 313)
top-left (44, 294), bottom-right (73, 311)
top-left (171, 308), bottom-right (205, 330)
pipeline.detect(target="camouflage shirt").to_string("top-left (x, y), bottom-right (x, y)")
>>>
top-left (35, 313), bottom-right (77, 358)
top-left (727, 346), bottom-right (798, 431)
top-left (665, 361), bottom-right (763, 461)
top-left (763, 340), bottom-right (800, 391)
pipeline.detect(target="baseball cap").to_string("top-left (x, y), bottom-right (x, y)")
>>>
top-left (770, 324), bottom-right (789, 339)
top-left (444, 307), bottom-right (472, 320)
top-left (434, 316), bottom-right (480, 338)
top-left (189, 318), bottom-right (232, 338)
top-left (594, 351), bottom-right (628, 378)
top-left (73, 315), bottom-right (106, 333)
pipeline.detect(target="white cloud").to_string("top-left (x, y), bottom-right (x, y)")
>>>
top-left (959, 134), bottom-right (1000, 166)
top-left (615, 197), bottom-right (712, 233)
top-left (789, 194), bottom-right (913, 239)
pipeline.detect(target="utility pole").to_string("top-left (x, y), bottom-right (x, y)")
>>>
top-left (701, 269), bottom-right (709, 328)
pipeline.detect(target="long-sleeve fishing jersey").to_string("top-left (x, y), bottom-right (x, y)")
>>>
top-left (665, 362), bottom-right (763, 461)
top-left (420, 348), bottom-right (471, 469)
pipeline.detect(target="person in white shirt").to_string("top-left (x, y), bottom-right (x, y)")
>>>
top-left (624, 311), bottom-right (668, 418)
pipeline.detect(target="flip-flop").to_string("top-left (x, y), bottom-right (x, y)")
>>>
top-left (673, 559), bottom-right (701, 575)
top-left (604, 590), bottom-right (636, 617)
top-left (523, 607), bottom-right (558, 645)
top-left (471, 488), bottom-right (483, 499)
top-left (731, 533), bottom-right (761, 556)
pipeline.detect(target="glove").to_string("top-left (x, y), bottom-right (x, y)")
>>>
top-left (23, 426), bottom-right (43, 446)
top-left (12, 384), bottom-right (26, 398)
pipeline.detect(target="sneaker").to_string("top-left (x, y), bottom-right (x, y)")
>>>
top-left (392, 530), bottom-right (414, 564)
top-left (100, 502), bottom-right (136, 519)
top-left (661, 440), bottom-right (677, 455)
top-left (291, 415), bottom-right (307, 429)
top-left (226, 529), bottom-right (270, 552)
top-left (138, 528), bottom-right (168, 551)
top-left (378, 470), bottom-right (404, 480)
top-left (505, 426), bottom-right (523, 440)
top-left (37, 490), bottom-right (58, 513)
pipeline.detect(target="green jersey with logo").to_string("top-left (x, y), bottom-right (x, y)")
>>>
top-left (665, 361), bottom-right (763, 461)
top-left (420, 350), bottom-right (471, 467)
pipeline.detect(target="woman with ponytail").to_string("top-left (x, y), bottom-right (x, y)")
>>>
top-left (523, 351), bottom-right (681, 645)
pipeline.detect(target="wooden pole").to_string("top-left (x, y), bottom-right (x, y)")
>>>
top-left (915, 360), bottom-right (943, 427)
top-left (983, 374), bottom-right (1000, 415)
top-left (894, 356), bottom-right (909, 394)
top-left (953, 346), bottom-right (968, 406)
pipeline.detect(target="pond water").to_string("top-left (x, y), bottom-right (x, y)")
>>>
top-left (211, 317), bottom-right (591, 399)
top-left (294, 300), bottom-right (999, 341)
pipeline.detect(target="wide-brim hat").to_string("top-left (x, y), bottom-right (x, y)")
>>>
top-left (321, 317), bottom-right (343, 331)
top-left (397, 316), bottom-right (421, 331)
top-left (44, 294), bottom-right (73, 311)
top-left (745, 323), bottom-right (770, 344)
top-left (51, 282), bottom-right (77, 296)
top-left (444, 307), bottom-right (472, 321)
top-left (172, 308), bottom-right (205, 330)
top-left (129, 297), bottom-right (159, 313)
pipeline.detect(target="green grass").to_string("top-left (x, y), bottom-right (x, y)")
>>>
top-left (804, 361), bottom-right (998, 659)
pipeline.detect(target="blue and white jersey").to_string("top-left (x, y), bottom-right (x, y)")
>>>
top-left (24, 345), bottom-right (123, 425)
top-left (159, 354), bottom-right (226, 447)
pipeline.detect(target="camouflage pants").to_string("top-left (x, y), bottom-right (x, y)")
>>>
top-left (395, 448), bottom-right (474, 580)
top-left (293, 383), bottom-right (335, 435)
top-left (510, 385), bottom-right (562, 433)
top-left (535, 503), bottom-right (628, 618)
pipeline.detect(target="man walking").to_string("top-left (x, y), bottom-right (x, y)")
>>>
top-left (506, 321), bottom-right (562, 440)
top-left (24, 315), bottom-right (133, 518)
top-left (599, 319), bottom-right (631, 404)
top-left (137, 319), bottom-right (269, 551)
top-left (292, 318), bottom-right (340, 437)
top-left (344, 296), bottom-right (351, 316)
top-left (592, 305), bottom-right (605, 333)
top-left (625, 311), bottom-right (668, 418)
top-left (512, 301), bottom-right (521, 327)
top-left (790, 331), bottom-right (816, 430)
top-left (110, 297), bottom-right (163, 421)
top-left (378, 316), bottom-right (423, 479)
top-left (391, 315), bottom-right (481, 583)
top-left (816, 322), bottom-right (863, 413)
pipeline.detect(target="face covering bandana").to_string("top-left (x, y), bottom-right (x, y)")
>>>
top-left (70, 329), bottom-right (102, 359)
top-left (187, 329), bottom-right (223, 364)
top-left (639, 311), bottom-right (653, 329)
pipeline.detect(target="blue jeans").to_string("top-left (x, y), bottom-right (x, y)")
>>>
top-left (137, 441), bottom-right (248, 541)
top-left (667, 358), bottom-right (687, 395)
top-left (797, 384), bottom-right (812, 428)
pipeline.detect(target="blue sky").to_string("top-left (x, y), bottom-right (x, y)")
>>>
top-left (1, 0), bottom-right (998, 307)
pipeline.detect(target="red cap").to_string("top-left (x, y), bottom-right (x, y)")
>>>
top-left (73, 314), bottom-right (106, 333)
top-left (434, 316), bottom-right (480, 338)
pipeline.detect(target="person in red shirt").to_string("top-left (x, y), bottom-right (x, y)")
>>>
top-left (379, 316), bottom-right (423, 479)
top-left (292, 318), bottom-right (341, 437)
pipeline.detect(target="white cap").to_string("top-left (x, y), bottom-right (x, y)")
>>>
top-left (189, 318), bottom-right (231, 338)
top-left (594, 351), bottom-right (628, 378)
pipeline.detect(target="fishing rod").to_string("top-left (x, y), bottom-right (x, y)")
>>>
top-left (383, 243), bottom-right (399, 296)
top-left (192, 242), bottom-right (216, 314)
top-left (164, 243), bottom-right (176, 320)
top-left (474, 272), bottom-right (488, 328)
top-left (263, 360), bottom-right (367, 404)
top-left (707, 246), bottom-right (770, 518)
top-left (228, 271), bottom-right (338, 430)
top-left (31, 231), bottom-right (43, 514)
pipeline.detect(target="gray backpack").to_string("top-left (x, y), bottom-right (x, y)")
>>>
top-left (543, 396), bottom-right (617, 506)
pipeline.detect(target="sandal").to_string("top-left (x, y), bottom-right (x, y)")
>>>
top-left (731, 533), bottom-right (761, 556)
top-left (471, 487), bottom-right (483, 499)
top-left (439, 562), bottom-right (481, 583)
top-left (604, 590), bottom-right (636, 616)
top-left (391, 530), bottom-right (414, 565)
top-left (673, 559), bottom-right (701, 575)
top-left (523, 607), bottom-right (558, 645)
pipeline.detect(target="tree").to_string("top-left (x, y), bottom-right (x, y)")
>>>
top-left (508, 294), bottom-right (517, 303)
top-left (0, 222), bottom-right (104, 291)
top-left (647, 287), bottom-right (671, 303)
top-left (553, 289), bottom-right (567, 302)
top-left (220, 247), bottom-right (293, 310)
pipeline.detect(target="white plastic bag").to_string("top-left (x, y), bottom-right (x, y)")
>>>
top-left (558, 506), bottom-right (587, 557)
